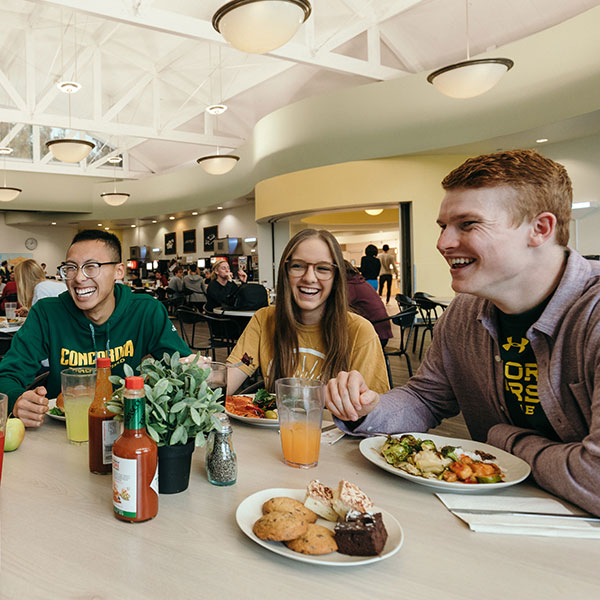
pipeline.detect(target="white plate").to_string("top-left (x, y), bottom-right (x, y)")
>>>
top-left (235, 487), bottom-right (403, 566)
top-left (359, 433), bottom-right (531, 494)
top-left (46, 398), bottom-right (66, 422)
top-left (226, 393), bottom-right (280, 428)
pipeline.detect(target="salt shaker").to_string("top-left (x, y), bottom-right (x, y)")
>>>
top-left (206, 413), bottom-right (237, 486)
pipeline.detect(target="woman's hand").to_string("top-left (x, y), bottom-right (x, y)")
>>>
top-left (13, 387), bottom-right (49, 428)
top-left (15, 307), bottom-right (28, 317)
top-left (324, 370), bottom-right (380, 422)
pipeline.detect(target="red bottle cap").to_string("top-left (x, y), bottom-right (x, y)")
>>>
top-left (125, 376), bottom-right (144, 389)
top-left (96, 357), bottom-right (111, 368)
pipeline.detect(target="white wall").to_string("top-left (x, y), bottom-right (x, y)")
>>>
top-left (544, 134), bottom-right (600, 256)
top-left (121, 203), bottom-right (258, 264)
top-left (0, 214), bottom-right (76, 275)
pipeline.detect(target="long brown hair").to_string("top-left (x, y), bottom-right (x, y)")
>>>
top-left (15, 259), bottom-right (46, 309)
top-left (270, 229), bottom-right (349, 389)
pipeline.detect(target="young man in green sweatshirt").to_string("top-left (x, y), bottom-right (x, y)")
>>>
top-left (0, 230), bottom-right (190, 427)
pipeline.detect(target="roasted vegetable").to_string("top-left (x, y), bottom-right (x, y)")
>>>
top-left (252, 388), bottom-right (276, 411)
top-left (381, 436), bottom-right (410, 465)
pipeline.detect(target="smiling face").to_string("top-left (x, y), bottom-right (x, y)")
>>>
top-left (287, 237), bottom-right (335, 325)
top-left (436, 186), bottom-right (536, 304)
top-left (64, 240), bottom-right (124, 325)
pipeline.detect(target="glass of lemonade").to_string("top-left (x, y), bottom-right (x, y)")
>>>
top-left (275, 378), bottom-right (324, 469)
top-left (61, 368), bottom-right (96, 445)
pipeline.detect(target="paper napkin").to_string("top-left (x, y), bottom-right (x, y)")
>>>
top-left (436, 493), bottom-right (600, 538)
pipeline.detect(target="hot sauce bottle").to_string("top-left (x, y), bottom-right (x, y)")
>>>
top-left (89, 357), bottom-right (121, 474)
top-left (112, 376), bottom-right (158, 523)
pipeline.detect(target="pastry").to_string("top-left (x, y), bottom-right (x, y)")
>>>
top-left (334, 511), bottom-right (388, 556)
top-left (332, 480), bottom-right (374, 518)
top-left (253, 510), bottom-right (309, 541)
top-left (303, 480), bottom-right (338, 522)
top-left (285, 523), bottom-right (338, 555)
top-left (262, 497), bottom-right (318, 523)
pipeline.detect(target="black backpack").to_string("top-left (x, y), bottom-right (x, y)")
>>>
top-left (224, 283), bottom-right (268, 311)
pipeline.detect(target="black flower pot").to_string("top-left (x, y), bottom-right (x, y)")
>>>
top-left (157, 440), bottom-right (195, 494)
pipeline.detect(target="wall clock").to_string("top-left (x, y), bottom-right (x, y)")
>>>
top-left (25, 237), bottom-right (38, 250)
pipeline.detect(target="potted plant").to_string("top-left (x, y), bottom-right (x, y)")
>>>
top-left (107, 352), bottom-right (225, 494)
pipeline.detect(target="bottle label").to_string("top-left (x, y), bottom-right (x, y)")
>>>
top-left (112, 456), bottom-right (137, 518)
top-left (150, 462), bottom-right (159, 496)
top-left (102, 420), bottom-right (123, 465)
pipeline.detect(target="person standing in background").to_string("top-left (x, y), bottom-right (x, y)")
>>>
top-left (378, 244), bottom-right (398, 304)
top-left (359, 244), bottom-right (380, 290)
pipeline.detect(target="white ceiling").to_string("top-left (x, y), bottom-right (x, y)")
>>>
top-left (1, 0), bottom-right (598, 184)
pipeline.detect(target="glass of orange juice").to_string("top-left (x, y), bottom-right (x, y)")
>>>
top-left (275, 378), bottom-right (324, 469)
top-left (61, 367), bottom-right (96, 445)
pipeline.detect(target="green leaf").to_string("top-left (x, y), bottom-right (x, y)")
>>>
top-left (170, 400), bottom-right (186, 413)
top-left (170, 352), bottom-right (181, 370)
top-left (169, 424), bottom-right (185, 445)
top-left (153, 378), bottom-right (170, 398)
top-left (195, 431), bottom-right (206, 447)
top-left (123, 363), bottom-right (135, 378)
top-left (146, 424), bottom-right (160, 443)
top-left (108, 375), bottom-right (123, 386)
top-left (189, 406), bottom-right (202, 426)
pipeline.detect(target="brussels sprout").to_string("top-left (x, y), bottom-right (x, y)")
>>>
top-left (398, 434), bottom-right (419, 447)
top-left (441, 445), bottom-right (460, 462)
top-left (421, 439), bottom-right (437, 451)
top-left (382, 437), bottom-right (410, 465)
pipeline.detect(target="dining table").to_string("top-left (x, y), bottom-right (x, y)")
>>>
top-left (1, 414), bottom-right (597, 599)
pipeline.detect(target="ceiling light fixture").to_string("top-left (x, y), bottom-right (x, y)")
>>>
top-left (0, 147), bottom-right (22, 202)
top-left (365, 209), bottom-right (383, 216)
top-left (213, 0), bottom-right (312, 54)
top-left (217, 206), bottom-right (224, 210)
top-left (152, 220), bottom-right (157, 223)
top-left (46, 15), bottom-right (95, 162)
top-left (197, 45), bottom-right (240, 175)
top-left (427, 1), bottom-right (513, 99)
top-left (206, 104), bottom-right (227, 115)
top-left (536, 138), bottom-right (549, 143)
top-left (101, 156), bottom-right (130, 206)
top-left (169, 216), bottom-right (175, 220)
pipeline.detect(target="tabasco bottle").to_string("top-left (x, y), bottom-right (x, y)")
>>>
top-left (89, 357), bottom-right (121, 474)
top-left (112, 376), bottom-right (158, 523)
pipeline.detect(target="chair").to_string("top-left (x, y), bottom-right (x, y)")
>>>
top-left (176, 308), bottom-right (211, 354)
top-left (165, 289), bottom-right (186, 316)
top-left (202, 313), bottom-right (243, 360)
top-left (396, 293), bottom-right (416, 310)
top-left (412, 295), bottom-right (444, 359)
top-left (372, 306), bottom-right (417, 387)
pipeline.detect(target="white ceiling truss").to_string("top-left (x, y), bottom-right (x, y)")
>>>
top-left (0, 0), bottom-right (598, 179)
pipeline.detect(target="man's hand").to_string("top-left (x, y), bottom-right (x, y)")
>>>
top-left (238, 270), bottom-right (248, 283)
top-left (325, 370), bottom-right (380, 422)
top-left (13, 387), bottom-right (49, 428)
top-left (179, 353), bottom-right (212, 366)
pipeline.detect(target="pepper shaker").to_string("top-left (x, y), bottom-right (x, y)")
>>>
top-left (206, 413), bottom-right (237, 486)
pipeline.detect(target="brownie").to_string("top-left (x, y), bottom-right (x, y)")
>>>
top-left (334, 511), bottom-right (388, 556)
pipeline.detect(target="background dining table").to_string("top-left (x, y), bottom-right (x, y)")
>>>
top-left (0, 414), bottom-right (596, 599)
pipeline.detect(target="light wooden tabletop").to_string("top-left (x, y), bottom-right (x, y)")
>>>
top-left (1, 415), bottom-right (596, 600)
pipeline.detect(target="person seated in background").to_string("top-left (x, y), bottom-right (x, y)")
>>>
top-left (325, 149), bottom-right (600, 517)
top-left (205, 260), bottom-right (247, 312)
top-left (0, 260), bottom-right (10, 283)
top-left (183, 264), bottom-right (207, 312)
top-left (0, 271), bottom-right (18, 314)
top-left (153, 271), bottom-right (168, 289)
top-left (0, 229), bottom-right (190, 427)
top-left (359, 244), bottom-right (381, 290)
top-left (344, 261), bottom-right (392, 348)
top-left (168, 266), bottom-right (184, 297)
top-left (14, 259), bottom-right (66, 317)
top-left (225, 229), bottom-right (389, 395)
top-left (40, 262), bottom-right (48, 277)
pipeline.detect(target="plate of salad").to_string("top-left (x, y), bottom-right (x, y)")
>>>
top-left (46, 397), bottom-right (66, 422)
top-left (225, 389), bottom-right (279, 428)
top-left (359, 433), bottom-right (530, 493)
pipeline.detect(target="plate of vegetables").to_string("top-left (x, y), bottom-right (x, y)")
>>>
top-left (47, 397), bottom-right (66, 422)
top-left (225, 389), bottom-right (279, 427)
top-left (359, 433), bottom-right (530, 493)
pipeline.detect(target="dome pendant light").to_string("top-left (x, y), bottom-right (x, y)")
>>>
top-left (101, 156), bottom-right (130, 206)
top-left (427, 1), bottom-right (513, 99)
top-left (0, 147), bottom-right (21, 202)
top-left (213, 0), bottom-right (312, 54)
top-left (46, 14), bottom-right (95, 162)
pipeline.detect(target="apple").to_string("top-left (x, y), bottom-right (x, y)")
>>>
top-left (4, 418), bottom-right (25, 452)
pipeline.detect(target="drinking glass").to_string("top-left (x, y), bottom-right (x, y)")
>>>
top-left (61, 367), bottom-right (96, 444)
top-left (5, 302), bottom-right (17, 320)
top-left (275, 378), bottom-right (324, 469)
top-left (0, 393), bottom-right (7, 484)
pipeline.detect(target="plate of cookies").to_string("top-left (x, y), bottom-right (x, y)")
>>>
top-left (235, 480), bottom-right (403, 566)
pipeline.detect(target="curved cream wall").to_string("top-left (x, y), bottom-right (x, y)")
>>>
top-left (256, 155), bottom-right (469, 296)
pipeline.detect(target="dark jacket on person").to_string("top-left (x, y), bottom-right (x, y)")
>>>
top-left (206, 279), bottom-right (239, 311)
top-left (360, 255), bottom-right (381, 280)
top-left (346, 272), bottom-right (392, 341)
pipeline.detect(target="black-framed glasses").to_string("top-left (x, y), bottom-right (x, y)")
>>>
top-left (59, 261), bottom-right (119, 280)
top-left (285, 259), bottom-right (337, 281)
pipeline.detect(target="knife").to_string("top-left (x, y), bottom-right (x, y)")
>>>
top-left (452, 508), bottom-right (600, 522)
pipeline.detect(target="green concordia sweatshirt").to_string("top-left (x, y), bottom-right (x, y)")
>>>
top-left (0, 283), bottom-right (190, 411)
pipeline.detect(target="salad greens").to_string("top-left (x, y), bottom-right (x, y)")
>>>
top-left (252, 388), bottom-right (276, 411)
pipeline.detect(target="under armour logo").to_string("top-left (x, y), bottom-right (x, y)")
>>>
top-left (503, 337), bottom-right (529, 353)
